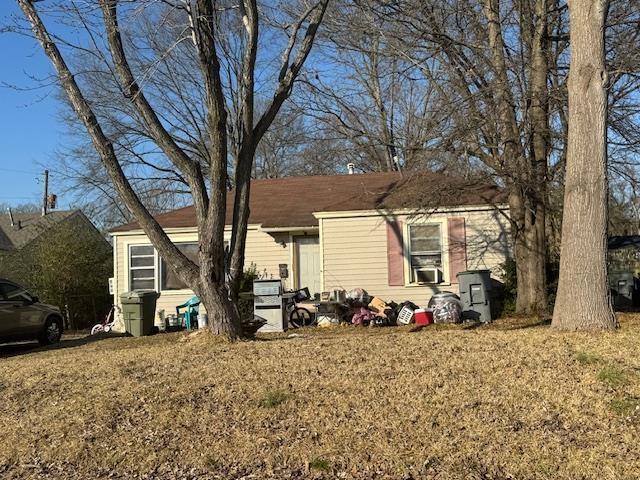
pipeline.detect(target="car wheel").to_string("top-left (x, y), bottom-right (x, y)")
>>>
top-left (39, 317), bottom-right (62, 346)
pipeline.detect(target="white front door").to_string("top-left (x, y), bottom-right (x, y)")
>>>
top-left (295, 236), bottom-right (321, 296)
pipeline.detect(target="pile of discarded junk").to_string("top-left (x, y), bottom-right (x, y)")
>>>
top-left (252, 270), bottom-right (493, 333)
top-left (313, 287), bottom-right (465, 328)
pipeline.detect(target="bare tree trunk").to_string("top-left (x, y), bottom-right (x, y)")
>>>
top-left (521, 0), bottom-right (549, 315)
top-left (197, 275), bottom-right (239, 338)
top-left (485, 0), bottom-right (548, 315)
top-left (552, 0), bottom-right (616, 330)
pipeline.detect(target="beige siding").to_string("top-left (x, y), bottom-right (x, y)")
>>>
top-left (245, 231), bottom-right (290, 285)
top-left (111, 226), bottom-right (290, 328)
top-left (111, 207), bottom-right (510, 327)
top-left (320, 208), bottom-right (511, 307)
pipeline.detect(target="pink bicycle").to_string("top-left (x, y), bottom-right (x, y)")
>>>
top-left (90, 305), bottom-right (120, 335)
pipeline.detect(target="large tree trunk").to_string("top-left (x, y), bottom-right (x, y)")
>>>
top-left (484, 0), bottom-right (548, 315)
top-left (516, 0), bottom-right (549, 315)
top-left (197, 278), bottom-right (240, 339)
top-left (510, 189), bottom-right (548, 315)
top-left (199, 222), bottom-right (243, 339)
top-left (552, 0), bottom-right (616, 330)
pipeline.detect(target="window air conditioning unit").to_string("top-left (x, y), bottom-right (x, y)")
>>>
top-left (414, 267), bottom-right (442, 284)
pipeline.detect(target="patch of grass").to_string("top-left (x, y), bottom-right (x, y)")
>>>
top-left (536, 461), bottom-right (558, 478)
top-left (4, 314), bottom-right (640, 478)
top-left (597, 364), bottom-right (628, 388)
top-left (610, 396), bottom-right (640, 416)
top-left (259, 388), bottom-right (290, 408)
top-left (204, 455), bottom-right (222, 470)
top-left (309, 457), bottom-right (330, 472)
top-left (575, 351), bottom-right (602, 365)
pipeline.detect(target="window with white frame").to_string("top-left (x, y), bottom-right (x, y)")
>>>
top-left (129, 245), bottom-right (156, 290)
top-left (408, 224), bottom-right (443, 283)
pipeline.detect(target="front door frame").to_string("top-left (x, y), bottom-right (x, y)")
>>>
top-left (291, 233), bottom-right (321, 294)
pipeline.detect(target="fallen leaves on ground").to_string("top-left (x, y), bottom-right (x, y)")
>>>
top-left (1, 315), bottom-right (640, 479)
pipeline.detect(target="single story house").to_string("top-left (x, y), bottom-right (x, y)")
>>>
top-left (110, 172), bottom-right (512, 319)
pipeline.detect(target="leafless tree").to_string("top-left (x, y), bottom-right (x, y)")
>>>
top-left (336, 0), bottom-right (557, 313)
top-left (297, 2), bottom-right (465, 174)
top-left (15, 0), bottom-right (327, 339)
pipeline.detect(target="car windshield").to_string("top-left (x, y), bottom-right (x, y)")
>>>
top-left (0, 282), bottom-right (33, 302)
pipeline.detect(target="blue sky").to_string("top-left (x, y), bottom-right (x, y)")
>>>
top-left (0, 3), bottom-right (64, 208)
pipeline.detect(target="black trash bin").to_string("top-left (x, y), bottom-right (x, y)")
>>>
top-left (609, 272), bottom-right (636, 309)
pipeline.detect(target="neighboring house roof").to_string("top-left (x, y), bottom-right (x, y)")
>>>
top-left (0, 210), bottom-right (78, 250)
top-left (609, 236), bottom-right (640, 250)
top-left (111, 171), bottom-right (508, 233)
top-left (0, 227), bottom-right (12, 251)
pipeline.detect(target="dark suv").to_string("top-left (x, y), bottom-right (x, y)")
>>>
top-left (0, 279), bottom-right (63, 345)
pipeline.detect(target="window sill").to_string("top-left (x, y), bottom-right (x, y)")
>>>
top-left (158, 289), bottom-right (196, 295)
top-left (404, 282), bottom-right (452, 288)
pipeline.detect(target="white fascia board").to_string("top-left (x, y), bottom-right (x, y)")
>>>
top-left (110, 224), bottom-right (262, 237)
top-left (259, 226), bottom-right (319, 233)
top-left (312, 204), bottom-right (510, 220)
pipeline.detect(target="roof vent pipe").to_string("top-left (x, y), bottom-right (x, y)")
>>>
top-left (7, 208), bottom-right (14, 227)
top-left (347, 163), bottom-right (355, 175)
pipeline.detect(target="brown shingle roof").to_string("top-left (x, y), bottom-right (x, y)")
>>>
top-left (111, 172), bottom-right (507, 232)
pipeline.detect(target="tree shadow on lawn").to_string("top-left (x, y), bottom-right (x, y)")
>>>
top-left (491, 317), bottom-right (552, 330)
top-left (447, 317), bottom-right (552, 331)
top-left (0, 332), bottom-right (127, 358)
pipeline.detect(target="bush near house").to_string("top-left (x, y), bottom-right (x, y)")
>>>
top-left (497, 258), bottom-right (560, 315)
top-left (237, 263), bottom-right (266, 320)
top-left (0, 214), bottom-right (112, 329)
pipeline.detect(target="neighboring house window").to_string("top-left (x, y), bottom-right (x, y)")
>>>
top-left (129, 245), bottom-right (155, 290)
top-left (408, 224), bottom-right (443, 283)
top-left (161, 243), bottom-right (199, 291)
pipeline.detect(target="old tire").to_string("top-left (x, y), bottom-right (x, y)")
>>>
top-left (39, 317), bottom-right (62, 346)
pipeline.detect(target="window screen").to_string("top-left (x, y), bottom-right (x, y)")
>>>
top-left (408, 224), bottom-right (442, 283)
top-left (129, 245), bottom-right (155, 290)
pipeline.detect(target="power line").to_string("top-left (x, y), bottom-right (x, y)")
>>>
top-left (0, 196), bottom-right (39, 200)
top-left (0, 167), bottom-right (44, 175)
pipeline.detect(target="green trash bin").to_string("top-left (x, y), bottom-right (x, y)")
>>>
top-left (120, 290), bottom-right (159, 336)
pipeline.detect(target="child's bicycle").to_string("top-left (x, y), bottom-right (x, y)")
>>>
top-left (91, 305), bottom-right (120, 335)
top-left (285, 288), bottom-right (316, 328)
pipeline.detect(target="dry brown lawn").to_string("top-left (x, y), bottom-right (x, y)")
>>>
top-left (1, 315), bottom-right (640, 479)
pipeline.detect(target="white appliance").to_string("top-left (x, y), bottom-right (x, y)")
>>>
top-left (253, 279), bottom-right (287, 333)
top-left (413, 267), bottom-right (442, 284)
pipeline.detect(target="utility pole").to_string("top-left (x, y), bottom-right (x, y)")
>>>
top-left (42, 169), bottom-right (49, 216)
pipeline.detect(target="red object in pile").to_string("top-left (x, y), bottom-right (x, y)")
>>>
top-left (414, 308), bottom-right (434, 326)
